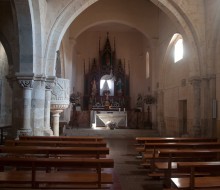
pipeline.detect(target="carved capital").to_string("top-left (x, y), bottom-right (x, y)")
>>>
top-left (45, 76), bottom-right (56, 90)
top-left (16, 73), bottom-right (34, 89)
top-left (189, 77), bottom-right (201, 88)
top-left (50, 104), bottom-right (69, 111)
top-left (18, 79), bottom-right (33, 89)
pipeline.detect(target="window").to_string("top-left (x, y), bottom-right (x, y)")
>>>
top-left (174, 38), bottom-right (183, 63)
top-left (146, 52), bottom-right (150, 78)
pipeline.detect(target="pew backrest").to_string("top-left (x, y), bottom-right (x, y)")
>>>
top-left (19, 136), bottom-right (104, 142)
top-left (5, 139), bottom-right (107, 147)
top-left (0, 156), bottom-right (114, 189)
top-left (0, 146), bottom-right (110, 159)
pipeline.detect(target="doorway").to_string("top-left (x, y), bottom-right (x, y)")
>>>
top-left (179, 100), bottom-right (187, 136)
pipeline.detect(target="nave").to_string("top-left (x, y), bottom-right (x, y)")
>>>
top-left (65, 128), bottom-right (163, 190)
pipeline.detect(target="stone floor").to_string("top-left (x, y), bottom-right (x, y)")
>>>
top-left (64, 127), bottom-right (164, 190)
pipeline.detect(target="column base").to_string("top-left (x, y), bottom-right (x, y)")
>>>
top-left (17, 129), bottom-right (33, 138)
top-left (43, 128), bottom-right (54, 136)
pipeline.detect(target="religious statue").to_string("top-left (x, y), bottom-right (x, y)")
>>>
top-left (136, 93), bottom-right (143, 108)
top-left (104, 90), bottom-right (110, 109)
top-left (70, 87), bottom-right (81, 106)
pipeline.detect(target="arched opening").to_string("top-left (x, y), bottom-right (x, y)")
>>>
top-left (0, 41), bottom-right (12, 127)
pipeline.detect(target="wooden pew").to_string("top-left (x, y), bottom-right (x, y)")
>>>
top-left (139, 142), bottom-right (220, 168)
top-left (154, 149), bottom-right (220, 188)
top-left (171, 161), bottom-right (220, 190)
top-left (136, 137), bottom-right (218, 145)
top-left (0, 156), bottom-right (114, 189)
top-left (5, 139), bottom-right (107, 147)
top-left (0, 146), bottom-right (110, 159)
top-left (135, 137), bottom-right (219, 155)
top-left (19, 135), bottom-right (104, 142)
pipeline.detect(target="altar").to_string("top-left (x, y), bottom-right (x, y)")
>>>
top-left (91, 110), bottom-right (127, 128)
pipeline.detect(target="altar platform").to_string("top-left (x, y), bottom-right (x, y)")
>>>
top-left (63, 127), bottom-right (159, 139)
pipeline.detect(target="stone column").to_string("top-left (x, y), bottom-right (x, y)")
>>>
top-left (200, 77), bottom-right (209, 136)
top-left (31, 75), bottom-right (46, 136)
top-left (44, 77), bottom-right (56, 136)
top-left (51, 110), bottom-right (63, 136)
top-left (209, 75), bottom-right (216, 137)
top-left (190, 78), bottom-right (201, 137)
top-left (16, 74), bottom-right (34, 137)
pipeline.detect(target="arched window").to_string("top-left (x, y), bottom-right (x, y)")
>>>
top-left (146, 52), bottom-right (150, 78)
top-left (174, 38), bottom-right (183, 63)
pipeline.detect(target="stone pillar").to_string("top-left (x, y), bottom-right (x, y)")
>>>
top-left (190, 78), bottom-right (201, 137)
top-left (31, 75), bottom-right (46, 136)
top-left (44, 77), bottom-right (56, 136)
top-left (16, 74), bottom-right (34, 137)
top-left (51, 110), bottom-right (63, 136)
top-left (209, 75), bottom-right (216, 137)
top-left (200, 77), bottom-right (209, 136)
top-left (157, 90), bottom-right (166, 136)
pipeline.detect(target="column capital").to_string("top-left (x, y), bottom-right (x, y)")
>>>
top-left (15, 73), bottom-right (34, 89)
top-left (45, 76), bottom-right (56, 90)
top-left (200, 74), bottom-right (216, 81)
top-left (189, 77), bottom-right (201, 87)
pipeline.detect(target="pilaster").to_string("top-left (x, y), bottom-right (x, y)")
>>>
top-left (157, 89), bottom-right (166, 136)
top-left (31, 75), bottom-right (46, 136)
top-left (44, 76), bottom-right (56, 136)
top-left (189, 77), bottom-right (201, 137)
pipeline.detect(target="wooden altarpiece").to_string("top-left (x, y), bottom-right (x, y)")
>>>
top-left (83, 34), bottom-right (130, 111)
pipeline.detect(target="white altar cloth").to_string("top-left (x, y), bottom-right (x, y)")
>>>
top-left (91, 111), bottom-right (127, 128)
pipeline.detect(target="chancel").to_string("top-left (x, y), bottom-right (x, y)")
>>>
top-left (81, 33), bottom-right (129, 128)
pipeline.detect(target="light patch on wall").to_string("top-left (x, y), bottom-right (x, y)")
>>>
top-left (0, 79), bottom-right (1, 115)
top-left (174, 38), bottom-right (183, 63)
top-left (146, 52), bottom-right (150, 78)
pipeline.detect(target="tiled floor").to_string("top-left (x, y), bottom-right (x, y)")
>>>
top-left (65, 128), bottom-right (164, 190)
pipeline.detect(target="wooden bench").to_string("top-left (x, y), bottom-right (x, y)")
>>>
top-left (19, 135), bottom-right (104, 142)
top-left (135, 137), bottom-right (218, 159)
top-left (0, 146), bottom-right (110, 159)
top-left (171, 161), bottom-right (220, 190)
top-left (154, 149), bottom-right (220, 188)
top-left (0, 156), bottom-right (114, 189)
top-left (137, 141), bottom-right (220, 170)
top-left (140, 142), bottom-right (220, 167)
top-left (135, 137), bottom-right (218, 145)
top-left (5, 139), bottom-right (107, 147)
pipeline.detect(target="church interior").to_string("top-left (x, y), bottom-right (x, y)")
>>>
top-left (1, 0), bottom-right (220, 189)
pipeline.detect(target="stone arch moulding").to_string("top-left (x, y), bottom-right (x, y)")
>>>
top-left (43, 0), bottom-right (155, 77)
top-left (44, 0), bottom-right (98, 77)
top-left (73, 20), bottom-right (153, 61)
top-left (28, 0), bottom-right (43, 75)
top-left (44, 0), bottom-right (201, 78)
top-left (0, 32), bottom-right (13, 68)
